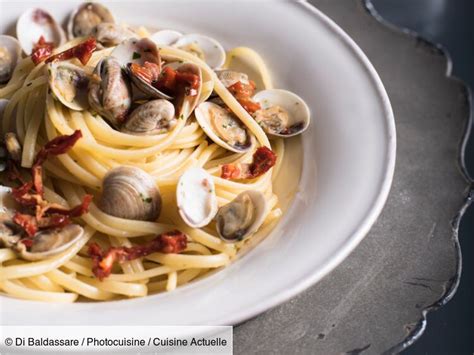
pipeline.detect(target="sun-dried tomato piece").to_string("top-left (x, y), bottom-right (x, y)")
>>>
top-left (227, 80), bottom-right (261, 114)
top-left (249, 146), bottom-right (277, 178)
top-left (88, 230), bottom-right (188, 280)
top-left (154, 66), bottom-right (177, 93)
top-left (31, 36), bottom-right (54, 65)
top-left (10, 130), bottom-right (89, 238)
top-left (154, 66), bottom-right (200, 96)
top-left (237, 98), bottom-right (261, 114)
top-left (34, 130), bottom-right (83, 166)
top-left (46, 38), bottom-right (96, 65)
top-left (13, 213), bottom-right (38, 237)
top-left (129, 61), bottom-right (161, 84)
top-left (221, 146), bottom-right (277, 180)
top-left (36, 214), bottom-right (71, 230)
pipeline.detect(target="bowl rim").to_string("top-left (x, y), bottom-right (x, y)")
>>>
top-left (216, 1), bottom-right (397, 326)
top-left (0, 0), bottom-right (396, 326)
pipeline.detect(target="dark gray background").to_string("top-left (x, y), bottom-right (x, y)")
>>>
top-left (370, 1), bottom-right (473, 354)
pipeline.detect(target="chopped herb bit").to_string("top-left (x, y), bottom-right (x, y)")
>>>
top-left (179, 114), bottom-right (184, 120)
top-left (26, 82), bottom-right (32, 87)
top-left (139, 193), bottom-right (153, 203)
top-left (208, 189), bottom-right (212, 193)
top-left (222, 124), bottom-right (228, 129)
top-left (132, 52), bottom-right (141, 60)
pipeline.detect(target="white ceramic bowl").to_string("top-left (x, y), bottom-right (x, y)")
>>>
top-left (0, 0), bottom-right (395, 325)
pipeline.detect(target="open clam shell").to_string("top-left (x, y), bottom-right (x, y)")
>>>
top-left (67, 2), bottom-right (115, 39)
top-left (122, 99), bottom-right (176, 135)
top-left (216, 190), bottom-right (267, 242)
top-left (16, 8), bottom-right (66, 55)
top-left (0, 35), bottom-right (22, 84)
top-left (111, 38), bottom-right (160, 67)
top-left (16, 224), bottom-right (84, 261)
top-left (176, 167), bottom-right (217, 228)
top-left (91, 23), bottom-right (136, 48)
top-left (175, 63), bottom-right (203, 119)
top-left (0, 186), bottom-right (84, 261)
top-left (194, 101), bottom-right (253, 153)
top-left (150, 30), bottom-right (183, 46)
top-left (173, 34), bottom-right (225, 69)
top-left (252, 89), bottom-right (310, 138)
top-left (48, 62), bottom-right (90, 111)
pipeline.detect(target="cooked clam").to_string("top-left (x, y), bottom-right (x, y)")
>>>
top-left (194, 101), bottom-right (252, 153)
top-left (122, 99), bottom-right (176, 135)
top-left (252, 89), bottom-right (310, 137)
top-left (0, 186), bottom-right (84, 261)
top-left (111, 38), bottom-right (160, 67)
top-left (16, 8), bottom-right (66, 54)
top-left (173, 34), bottom-right (226, 69)
top-left (67, 2), bottom-right (115, 39)
top-left (14, 224), bottom-right (84, 261)
top-left (176, 167), bottom-right (217, 228)
top-left (91, 23), bottom-right (136, 48)
top-left (215, 190), bottom-right (267, 242)
top-left (98, 166), bottom-right (162, 221)
top-left (88, 57), bottom-right (132, 126)
top-left (215, 70), bottom-right (249, 88)
top-left (149, 30), bottom-right (183, 46)
top-left (48, 62), bottom-right (90, 111)
top-left (0, 35), bottom-right (22, 84)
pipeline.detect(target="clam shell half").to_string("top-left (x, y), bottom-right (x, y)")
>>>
top-left (252, 89), bottom-right (310, 138)
top-left (0, 35), bottom-right (22, 84)
top-left (48, 62), bottom-right (90, 111)
top-left (194, 101), bottom-right (253, 153)
top-left (176, 167), bottom-right (217, 228)
top-left (16, 8), bottom-right (66, 55)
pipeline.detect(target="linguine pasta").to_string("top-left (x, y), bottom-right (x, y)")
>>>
top-left (0, 25), bottom-right (294, 302)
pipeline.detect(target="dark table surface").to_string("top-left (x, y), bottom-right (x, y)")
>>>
top-left (370, 1), bottom-right (473, 354)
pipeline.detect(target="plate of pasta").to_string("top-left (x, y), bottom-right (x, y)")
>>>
top-left (0, 1), bottom-right (395, 325)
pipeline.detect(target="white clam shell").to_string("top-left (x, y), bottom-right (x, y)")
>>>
top-left (0, 35), bottom-right (22, 84)
top-left (194, 101), bottom-right (252, 153)
top-left (176, 167), bottom-right (217, 228)
top-left (48, 62), bottom-right (90, 111)
top-left (67, 2), bottom-right (115, 39)
top-left (111, 38), bottom-right (159, 67)
top-left (216, 190), bottom-right (267, 242)
top-left (150, 30), bottom-right (183, 46)
top-left (252, 89), bottom-right (310, 138)
top-left (173, 34), bottom-right (225, 69)
top-left (19, 224), bottom-right (84, 261)
top-left (16, 8), bottom-right (66, 55)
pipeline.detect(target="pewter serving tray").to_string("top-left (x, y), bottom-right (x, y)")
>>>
top-left (234, 1), bottom-right (472, 353)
